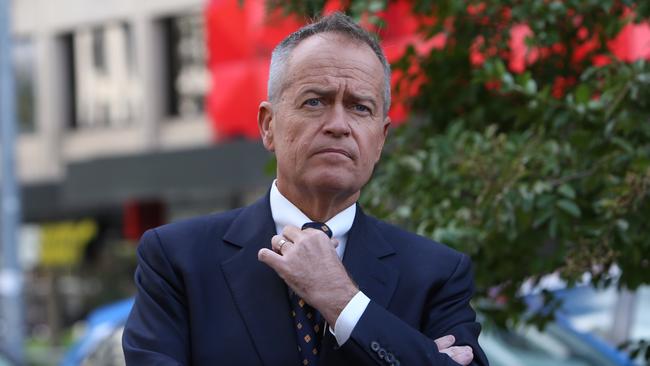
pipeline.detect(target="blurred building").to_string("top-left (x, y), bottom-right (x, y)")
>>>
top-left (11, 0), bottom-right (272, 344)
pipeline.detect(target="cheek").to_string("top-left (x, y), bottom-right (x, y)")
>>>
top-left (276, 127), bottom-right (307, 165)
top-left (272, 115), bottom-right (294, 145)
top-left (361, 129), bottom-right (385, 162)
top-left (277, 113), bottom-right (302, 144)
top-left (280, 126), bottom-right (302, 152)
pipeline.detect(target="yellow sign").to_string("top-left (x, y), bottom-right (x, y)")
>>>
top-left (40, 219), bottom-right (98, 267)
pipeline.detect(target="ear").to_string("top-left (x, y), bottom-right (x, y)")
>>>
top-left (374, 116), bottom-right (391, 163)
top-left (258, 101), bottom-right (275, 152)
top-left (382, 116), bottom-right (391, 138)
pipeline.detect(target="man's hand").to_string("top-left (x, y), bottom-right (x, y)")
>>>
top-left (258, 225), bottom-right (358, 325)
top-left (435, 335), bottom-right (473, 365)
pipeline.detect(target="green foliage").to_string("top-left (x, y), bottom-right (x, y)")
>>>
top-left (272, 0), bottom-right (650, 353)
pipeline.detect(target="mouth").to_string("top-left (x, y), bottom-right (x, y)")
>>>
top-left (314, 148), bottom-right (353, 159)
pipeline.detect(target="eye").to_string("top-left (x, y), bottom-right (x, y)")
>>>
top-left (303, 98), bottom-right (322, 107)
top-left (353, 104), bottom-right (371, 113)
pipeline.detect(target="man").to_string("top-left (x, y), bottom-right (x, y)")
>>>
top-left (123, 12), bottom-right (488, 365)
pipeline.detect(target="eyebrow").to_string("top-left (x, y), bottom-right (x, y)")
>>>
top-left (298, 87), bottom-right (337, 99)
top-left (346, 92), bottom-right (378, 112)
top-left (297, 87), bottom-right (379, 111)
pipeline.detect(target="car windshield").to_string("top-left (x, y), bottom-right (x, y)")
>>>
top-left (480, 322), bottom-right (622, 366)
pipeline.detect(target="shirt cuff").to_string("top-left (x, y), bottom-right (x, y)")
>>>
top-left (329, 291), bottom-right (370, 346)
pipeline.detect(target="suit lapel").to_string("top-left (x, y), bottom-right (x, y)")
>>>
top-left (343, 205), bottom-right (399, 308)
top-left (321, 206), bottom-right (400, 364)
top-left (220, 194), bottom-right (300, 366)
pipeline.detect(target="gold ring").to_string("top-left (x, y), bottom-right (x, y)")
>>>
top-left (279, 239), bottom-right (288, 252)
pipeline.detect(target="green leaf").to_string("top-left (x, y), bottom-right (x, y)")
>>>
top-left (549, 217), bottom-right (558, 238)
top-left (533, 209), bottom-right (554, 228)
top-left (616, 219), bottom-right (629, 232)
top-left (557, 184), bottom-right (576, 199)
top-left (575, 84), bottom-right (590, 104)
top-left (502, 73), bottom-right (514, 86)
top-left (636, 73), bottom-right (650, 83)
top-left (556, 199), bottom-right (581, 218)
top-left (534, 181), bottom-right (552, 194)
top-left (525, 79), bottom-right (538, 94)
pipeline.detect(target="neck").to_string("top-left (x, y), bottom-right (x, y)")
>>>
top-left (276, 180), bottom-right (359, 222)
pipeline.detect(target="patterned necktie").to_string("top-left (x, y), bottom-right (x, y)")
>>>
top-left (288, 222), bottom-right (332, 366)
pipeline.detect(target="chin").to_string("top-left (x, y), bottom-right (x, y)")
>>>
top-left (305, 171), bottom-right (365, 195)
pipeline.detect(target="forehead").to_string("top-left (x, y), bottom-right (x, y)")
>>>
top-left (283, 33), bottom-right (385, 97)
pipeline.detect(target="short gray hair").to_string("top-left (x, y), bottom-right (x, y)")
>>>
top-left (267, 12), bottom-right (391, 116)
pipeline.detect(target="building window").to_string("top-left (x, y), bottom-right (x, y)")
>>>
top-left (62, 33), bottom-right (78, 130)
top-left (91, 28), bottom-right (106, 73)
top-left (164, 13), bottom-right (209, 118)
top-left (13, 39), bottom-right (36, 134)
top-left (72, 22), bottom-right (141, 129)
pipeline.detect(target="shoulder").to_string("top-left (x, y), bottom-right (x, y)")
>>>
top-left (364, 214), bottom-right (470, 277)
top-left (137, 207), bottom-right (244, 260)
top-left (155, 207), bottom-right (243, 241)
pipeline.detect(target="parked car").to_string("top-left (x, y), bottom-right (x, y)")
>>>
top-left (481, 314), bottom-right (634, 366)
top-left (60, 298), bottom-right (133, 366)
top-left (0, 348), bottom-right (20, 366)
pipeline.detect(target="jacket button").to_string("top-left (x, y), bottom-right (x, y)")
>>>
top-left (378, 348), bottom-right (387, 359)
top-left (386, 353), bottom-right (395, 363)
top-left (370, 341), bottom-right (380, 352)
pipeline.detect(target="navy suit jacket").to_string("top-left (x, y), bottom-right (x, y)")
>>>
top-left (123, 193), bottom-right (489, 365)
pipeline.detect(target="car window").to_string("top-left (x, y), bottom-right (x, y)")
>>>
top-left (81, 326), bottom-right (126, 366)
top-left (631, 287), bottom-right (650, 341)
top-left (481, 323), bottom-right (622, 366)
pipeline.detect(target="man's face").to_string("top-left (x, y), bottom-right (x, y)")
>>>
top-left (259, 33), bottom-right (390, 198)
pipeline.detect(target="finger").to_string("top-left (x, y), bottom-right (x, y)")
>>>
top-left (271, 235), bottom-right (292, 253)
top-left (434, 335), bottom-right (455, 350)
top-left (280, 225), bottom-right (301, 242)
top-left (456, 347), bottom-right (473, 366)
top-left (331, 238), bottom-right (339, 248)
top-left (440, 345), bottom-right (467, 356)
top-left (258, 248), bottom-right (285, 271)
top-left (451, 346), bottom-right (473, 366)
top-left (440, 346), bottom-right (473, 366)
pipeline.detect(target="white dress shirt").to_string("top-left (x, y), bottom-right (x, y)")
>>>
top-left (269, 181), bottom-right (370, 346)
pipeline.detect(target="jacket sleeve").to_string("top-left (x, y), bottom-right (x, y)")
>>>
top-left (122, 229), bottom-right (190, 365)
top-left (340, 254), bottom-right (489, 366)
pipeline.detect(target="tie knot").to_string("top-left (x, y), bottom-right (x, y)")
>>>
top-left (301, 222), bottom-right (332, 238)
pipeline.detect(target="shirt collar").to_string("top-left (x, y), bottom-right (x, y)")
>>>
top-left (269, 180), bottom-right (356, 240)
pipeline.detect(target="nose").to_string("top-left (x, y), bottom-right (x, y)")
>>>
top-left (323, 104), bottom-right (351, 137)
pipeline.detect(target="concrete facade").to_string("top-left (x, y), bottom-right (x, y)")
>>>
top-left (12, 0), bottom-right (213, 185)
